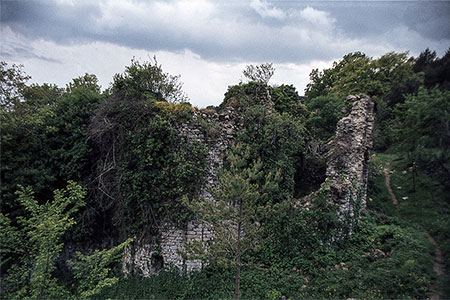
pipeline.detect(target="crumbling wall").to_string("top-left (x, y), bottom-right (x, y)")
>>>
top-left (124, 92), bottom-right (375, 275)
top-left (123, 106), bottom-right (241, 275)
top-left (325, 94), bottom-right (374, 217)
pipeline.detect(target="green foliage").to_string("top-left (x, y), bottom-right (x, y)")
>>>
top-left (238, 104), bottom-right (306, 201)
top-left (304, 51), bottom-right (423, 150)
top-left (269, 84), bottom-right (306, 117)
top-left (394, 87), bottom-right (450, 187)
top-left (305, 52), bottom-right (420, 99)
top-left (112, 56), bottom-right (188, 103)
top-left (89, 90), bottom-right (206, 236)
top-left (242, 63), bottom-right (274, 85)
top-left (70, 238), bottom-right (133, 298)
top-left (370, 153), bottom-right (450, 297)
top-left (185, 144), bottom-right (280, 299)
top-left (0, 69), bottom-right (103, 219)
top-left (1, 182), bottom-right (133, 299)
top-left (98, 209), bottom-right (435, 300)
top-left (1, 81), bottom-right (59, 212)
top-left (304, 95), bottom-right (347, 140)
top-left (120, 115), bottom-right (206, 233)
top-left (221, 81), bottom-right (270, 109)
top-left (223, 81), bottom-right (307, 202)
top-left (185, 144), bottom-right (278, 263)
top-left (0, 61), bottom-right (31, 109)
top-left (414, 48), bottom-right (450, 90)
top-left (51, 74), bottom-right (105, 182)
top-left (1, 181), bottom-right (85, 299)
top-left (3, 50), bottom-right (448, 300)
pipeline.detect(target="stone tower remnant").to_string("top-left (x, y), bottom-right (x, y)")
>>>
top-left (325, 94), bottom-right (375, 218)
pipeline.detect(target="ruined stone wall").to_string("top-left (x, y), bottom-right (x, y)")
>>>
top-left (123, 92), bottom-right (375, 275)
top-left (123, 106), bottom-right (241, 275)
top-left (325, 94), bottom-right (375, 217)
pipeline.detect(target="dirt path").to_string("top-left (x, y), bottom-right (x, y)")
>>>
top-left (423, 231), bottom-right (445, 300)
top-left (383, 162), bottom-right (444, 300)
top-left (383, 162), bottom-right (398, 206)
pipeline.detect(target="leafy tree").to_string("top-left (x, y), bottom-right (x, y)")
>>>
top-left (184, 144), bottom-right (279, 300)
top-left (0, 61), bottom-right (30, 110)
top-left (1, 81), bottom-right (59, 213)
top-left (304, 51), bottom-right (422, 150)
top-left (221, 80), bottom-right (307, 202)
top-left (305, 52), bottom-right (420, 100)
top-left (0, 181), bottom-right (132, 299)
top-left (269, 84), bottom-right (306, 117)
top-left (112, 57), bottom-right (188, 103)
top-left (1, 181), bottom-right (85, 298)
top-left (414, 48), bottom-right (450, 90)
top-left (49, 74), bottom-right (104, 183)
top-left (237, 104), bottom-right (306, 202)
top-left (304, 95), bottom-right (347, 141)
top-left (69, 238), bottom-right (132, 298)
top-left (305, 52), bottom-right (372, 98)
top-left (1, 71), bottom-right (103, 219)
top-left (243, 63), bottom-right (274, 85)
top-left (394, 87), bottom-right (450, 188)
top-left (88, 60), bottom-right (205, 237)
top-left (413, 48), bottom-right (437, 73)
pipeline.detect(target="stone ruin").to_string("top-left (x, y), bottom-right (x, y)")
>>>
top-left (123, 105), bottom-right (242, 275)
top-left (325, 94), bottom-right (374, 217)
top-left (123, 93), bottom-right (375, 275)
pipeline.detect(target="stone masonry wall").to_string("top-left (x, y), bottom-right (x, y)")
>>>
top-left (325, 94), bottom-right (375, 217)
top-left (123, 106), bottom-right (241, 275)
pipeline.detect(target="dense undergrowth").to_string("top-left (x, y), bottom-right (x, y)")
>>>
top-left (99, 208), bottom-right (435, 299)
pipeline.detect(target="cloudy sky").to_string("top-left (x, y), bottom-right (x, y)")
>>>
top-left (1, 0), bottom-right (449, 107)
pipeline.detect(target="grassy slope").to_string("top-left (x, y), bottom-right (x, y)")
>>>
top-left (369, 152), bottom-right (450, 298)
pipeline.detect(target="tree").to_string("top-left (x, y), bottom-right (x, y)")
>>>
top-left (243, 63), bottom-right (275, 85)
top-left (269, 84), bottom-right (306, 116)
top-left (304, 51), bottom-right (422, 149)
top-left (0, 181), bottom-right (86, 298)
top-left (305, 95), bottom-right (347, 141)
top-left (184, 144), bottom-right (279, 300)
top-left (0, 181), bottom-right (132, 299)
top-left (1, 80), bottom-right (59, 214)
top-left (112, 57), bottom-right (188, 103)
top-left (394, 87), bottom-right (450, 189)
top-left (50, 74), bottom-right (104, 182)
top-left (0, 61), bottom-right (30, 110)
top-left (0, 72), bottom-right (103, 218)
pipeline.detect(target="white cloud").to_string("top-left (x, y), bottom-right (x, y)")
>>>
top-left (297, 6), bottom-right (336, 31)
top-left (250, 0), bottom-right (286, 19)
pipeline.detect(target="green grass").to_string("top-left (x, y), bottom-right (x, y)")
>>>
top-left (369, 152), bottom-right (450, 298)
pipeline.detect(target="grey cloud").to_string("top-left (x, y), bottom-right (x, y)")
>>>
top-left (1, 0), bottom-right (449, 64)
top-left (1, 0), bottom-right (102, 43)
top-left (0, 30), bottom-right (61, 63)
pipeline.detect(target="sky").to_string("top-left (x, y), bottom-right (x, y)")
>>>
top-left (1, 0), bottom-right (450, 107)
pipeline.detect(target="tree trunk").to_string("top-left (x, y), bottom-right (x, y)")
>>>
top-left (234, 254), bottom-right (241, 300)
top-left (234, 200), bottom-right (243, 300)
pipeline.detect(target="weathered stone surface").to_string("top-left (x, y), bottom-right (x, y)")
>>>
top-left (326, 95), bottom-right (374, 217)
